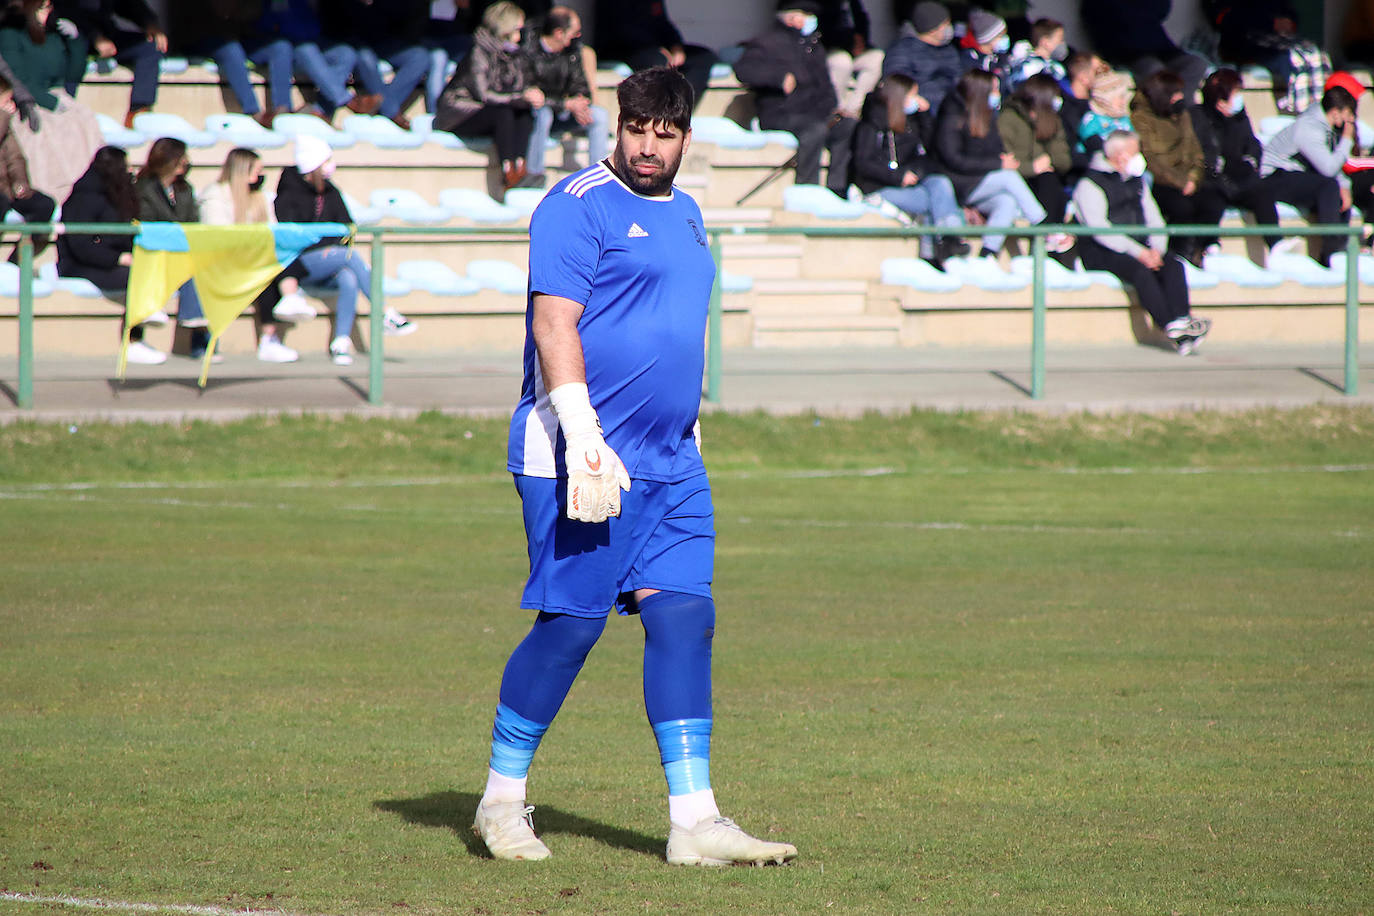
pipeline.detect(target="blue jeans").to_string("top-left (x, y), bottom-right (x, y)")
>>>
top-left (111, 30), bottom-right (162, 109)
top-left (294, 42), bottom-right (357, 112)
top-left (526, 105), bottom-right (610, 175)
top-left (877, 174), bottom-right (961, 257)
top-left (964, 169), bottom-right (1047, 253)
top-left (175, 280), bottom-right (203, 324)
top-left (353, 43), bottom-right (432, 118)
top-left (203, 37), bottom-right (295, 114)
top-left (297, 246), bottom-right (370, 338)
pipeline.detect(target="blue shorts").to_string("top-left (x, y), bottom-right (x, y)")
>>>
top-left (515, 472), bottom-right (715, 618)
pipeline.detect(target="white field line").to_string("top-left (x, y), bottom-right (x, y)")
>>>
top-left (0, 891), bottom-right (322, 916)
top-left (732, 517), bottom-right (1162, 536)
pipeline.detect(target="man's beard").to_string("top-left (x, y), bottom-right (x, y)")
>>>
top-left (611, 145), bottom-right (681, 196)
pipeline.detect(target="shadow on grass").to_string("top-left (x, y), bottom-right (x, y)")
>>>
top-left (373, 791), bottom-right (663, 860)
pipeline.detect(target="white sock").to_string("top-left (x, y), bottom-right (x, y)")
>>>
top-left (482, 768), bottom-right (527, 804)
top-left (668, 788), bottom-right (719, 830)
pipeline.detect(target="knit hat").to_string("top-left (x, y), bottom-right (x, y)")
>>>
top-left (967, 9), bottom-right (1006, 45)
top-left (1090, 70), bottom-right (1131, 118)
top-left (1325, 70), bottom-right (1366, 100)
top-left (294, 135), bottom-right (332, 175)
top-left (910, 1), bottom-right (951, 34)
top-left (776, 0), bottom-right (822, 14)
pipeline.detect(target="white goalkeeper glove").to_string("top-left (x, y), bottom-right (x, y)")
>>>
top-left (549, 382), bottom-right (630, 523)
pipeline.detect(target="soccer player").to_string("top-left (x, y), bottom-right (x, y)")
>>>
top-left (472, 66), bottom-right (798, 868)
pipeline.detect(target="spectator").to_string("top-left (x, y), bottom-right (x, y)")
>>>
top-left (820, 0), bottom-right (882, 119)
top-left (134, 137), bottom-right (211, 357)
top-left (422, 0), bottom-right (474, 114)
top-left (882, 1), bottom-right (965, 116)
top-left (1072, 130), bottom-right (1212, 354)
top-left (851, 73), bottom-right (966, 265)
top-left (0, 47), bottom-right (43, 129)
top-left (1060, 52), bottom-right (1098, 167)
top-left (58, 145), bottom-right (169, 364)
top-left (1079, 68), bottom-right (1132, 158)
top-left (1079, 0), bottom-right (1208, 98)
top-left (960, 8), bottom-right (1011, 95)
top-left (171, 0), bottom-right (295, 128)
top-left (274, 136), bottom-right (416, 366)
top-left (1189, 68), bottom-right (1285, 261)
top-left (1259, 81), bottom-right (1357, 268)
top-left (592, 0), bottom-right (715, 110)
top-left (319, 0), bottom-right (431, 130)
top-left (199, 147), bottom-right (317, 364)
top-left (734, 0), bottom-right (856, 196)
top-left (934, 67), bottom-right (1054, 260)
top-left (1207, 0), bottom-right (1330, 115)
top-left (256, 0), bottom-right (378, 125)
top-left (0, 0), bottom-right (104, 203)
top-left (53, 0), bottom-right (166, 127)
top-left (0, 73), bottom-right (55, 262)
top-left (522, 6), bottom-right (607, 188)
top-left (435, 1), bottom-right (541, 190)
top-left (1131, 68), bottom-right (1217, 265)
top-left (999, 73), bottom-right (1072, 223)
top-left (1007, 18), bottom-right (1068, 90)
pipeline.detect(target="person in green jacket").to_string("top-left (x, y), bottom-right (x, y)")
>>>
top-left (0, 0), bottom-right (87, 112)
top-left (998, 72), bottom-right (1073, 222)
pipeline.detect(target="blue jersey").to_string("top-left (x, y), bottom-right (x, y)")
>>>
top-left (508, 162), bottom-right (717, 483)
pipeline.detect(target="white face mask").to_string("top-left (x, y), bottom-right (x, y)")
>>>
top-left (800, 14), bottom-right (818, 36)
top-left (988, 91), bottom-right (1001, 111)
top-left (1228, 93), bottom-right (1245, 114)
top-left (903, 96), bottom-right (920, 115)
top-left (939, 24), bottom-right (954, 44)
top-left (1124, 153), bottom-right (1148, 178)
top-left (992, 34), bottom-right (1010, 53)
top-left (1052, 96), bottom-right (1063, 112)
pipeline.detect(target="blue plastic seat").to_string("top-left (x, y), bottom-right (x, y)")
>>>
top-left (941, 255), bottom-right (1029, 291)
top-left (1199, 253), bottom-right (1284, 287)
top-left (782, 184), bottom-right (868, 220)
top-left (395, 260), bottom-right (482, 296)
top-left (437, 187), bottom-right (521, 223)
top-left (879, 257), bottom-right (962, 292)
top-left (130, 112), bottom-right (216, 147)
top-left (369, 189), bottom-right (452, 224)
top-left (465, 259), bottom-right (528, 294)
top-left (1008, 255), bottom-right (1094, 290)
top-left (271, 113), bottom-right (357, 148)
top-left (203, 113), bottom-right (287, 149)
top-left (339, 114), bottom-right (426, 150)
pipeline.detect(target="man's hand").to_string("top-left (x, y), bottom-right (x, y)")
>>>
top-left (782, 72), bottom-right (796, 95)
top-left (1136, 247), bottom-right (1164, 270)
top-left (523, 86), bottom-right (545, 108)
top-left (549, 382), bottom-right (630, 523)
top-left (566, 95), bottom-right (594, 126)
top-left (147, 27), bottom-right (168, 54)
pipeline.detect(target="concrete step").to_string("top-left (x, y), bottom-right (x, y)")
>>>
top-left (752, 314), bottom-right (903, 348)
top-left (719, 241), bottom-right (804, 279)
top-left (750, 278), bottom-right (870, 316)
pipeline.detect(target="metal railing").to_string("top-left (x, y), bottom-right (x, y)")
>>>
top-left (5, 220), bottom-right (1365, 410)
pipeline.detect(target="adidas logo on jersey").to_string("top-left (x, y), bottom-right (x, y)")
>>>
top-left (627, 223), bottom-right (650, 238)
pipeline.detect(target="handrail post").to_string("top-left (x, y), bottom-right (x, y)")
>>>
top-left (1030, 231), bottom-right (1047, 400)
top-left (1344, 227), bottom-right (1359, 397)
top-left (368, 230), bottom-right (385, 406)
top-left (17, 232), bottom-right (33, 410)
top-left (706, 231), bottom-right (724, 404)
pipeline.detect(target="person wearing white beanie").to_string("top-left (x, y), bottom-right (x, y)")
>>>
top-left (294, 135), bottom-right (333, 177)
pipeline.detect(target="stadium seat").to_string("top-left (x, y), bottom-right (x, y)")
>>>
top-left (1256, 115), bottom-right (1293, 143)
top-left (465, 259), bottom-right (527, 294)
top-left (339, 114), bottom-right (426, 150)
top-left (96, 113), bottom-right (146, 148)
top-left (382, 276), bottom-right (413, 297)
top-left (1079, 269), bottom-right (1123, 289)
top-left (437, 187), bottom-right (522, 223)
top-left (0, 262), bottom-right (53, 297)
top-left (271, 113), bottom-right (357, 148)
top-left (501, 188), bottom-right (547, 215)
top-left (782, 184), bottom-right (868, 220)
top-left (691, 116), bottom-right (768, 149)
top-left (130, 112), bottom-right (217, 147)
top-left (159, 57), bottom-right (190, 74)
top-left (409, 113), bottom-right (492, 151)
top-left (204, 113), bottom-right (287, 149)
top-left (1265, 252), bottom-right (1343, 287)
top-left (38, 263), bottom-right (104, 298)
top-left (940, 255), bottom-right (1030, 291)
top-left (369, 189), bottom-right (452, 224)
top-left (1199, 253), bottom-right (1284, 287)
top-left (1008, 255), bottom-right (1094, 290)
top-left (1181, 260), bottom-right (1220, 289)
top-left (721, 271), bottom-right (753, 293)
top-left (1327, 251), bottom-right (1374, 285)
top-left (879, 257), bottom-right (962, 292)
top-left (395, 259), bottom-right (483, 295)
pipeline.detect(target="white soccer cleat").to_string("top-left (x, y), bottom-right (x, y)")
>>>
top-left (666, 816), bottom-right (797, 867)
top-left (472, 800), bottom-right (552, 861)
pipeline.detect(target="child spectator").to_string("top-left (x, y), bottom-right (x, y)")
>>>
top-left (883, 1), bottom-right (964, 115)
top-left (1059, 52), bottom-right (1098, 167)
top-left (53, 0), bottom-right (166, 127)
top-left (1131, 68), bottom-right (1217, 265)
top-left (960, 8), bottom-right (1012, 95)
top-left (1007, 18), bottom-right (1068, 90)
top-left (0, 73), bottom-right (55, 262)
top-left (521, 6), bottom-right (607, 189)
top-left (1079, 68), bottom-right (1132, 158)
top-left (999, 73), bottom-right (1072, 222)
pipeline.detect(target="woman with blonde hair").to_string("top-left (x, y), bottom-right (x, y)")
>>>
top-left (199, 147), bottom-right (315, 363)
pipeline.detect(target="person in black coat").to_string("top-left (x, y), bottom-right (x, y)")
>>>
top-left (734, 0), bottom-right (856, 195)
top-left (592, 0), bottom-right (714, 109)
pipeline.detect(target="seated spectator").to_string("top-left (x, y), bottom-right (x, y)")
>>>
top-left (274, 136), bottom-right (416, 366)
top-left (436, 1), bottom-right (541, 190)
top-left (1132, 68), bottom-right (1219, 265)
top-left (1259, 80), bottom-right (1357, 267)
top-left (1007, 18), bottom-right (1068, 90)
top-left (58, 145), bottom-right (169, 364)
top-left (882, 1), bottom-right (964, 116)
top-left (735, 0), bottom-right (856, 197)
top-left (821, 0), bottom-right (883, 119)
top-left (0, 47), bottom-right (43, 129)
top-left (0, 73), bottom-right (55, 261)
top-left (934, 67), bottom-right (1056, 260)
top-left (199, 147), bottom-right (316, 364)
top-left (171, 0), bottom-right (295, 128)
top-left (1079, 0), bottom-right (1208, 98)
top-left (999, 73), bottom-right (1072, 223)
top-left (54, 0), bottom-right (166, 127)
top-left (1060, 52), bottom-right (1099, 171)
top-left (522, 7), bottom-right (607, 188)
top-left (256, 0), bottom-right (377, 125)
top-left (1072, 129), bottom-right (1212, 354)
top-left (1079, 68), bottom-right (1132, 158)
top-left (960, 8), bottom-right (1011, 95)
top-left (422, 0), bottom-right (474, 114)
top-left (851, 74), bottom-right (965, 265)
top-left (1208, 0), bottom-right (1330, 115)
top-left (319, 0), bottom-right (431, 130)
top-left (1189, 67), bottom-right (1285, 261)
top-left (592, 0), bottom-right (714, 110)
top-left (134, 136), bottom-right (210, 357)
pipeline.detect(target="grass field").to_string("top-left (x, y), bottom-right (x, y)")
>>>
top-left (2, 408), bottom-right (1372, 915)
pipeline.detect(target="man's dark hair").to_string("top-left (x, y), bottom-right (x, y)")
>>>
top-left (1064, 51), bottom-right (1095, 82)
top-left (1140, 68), bottom-right (1185, 118)
top-left (1201, 67), bottom-right (1243, 110)
top-left (616, 66), bottom-right (693, 132)
top-left (1322, 86), bottom-right (1358, 115)
top-left (541, 8), bottom-right (576, 36)
top-left (1029, 18), bottom-right (1063, 47)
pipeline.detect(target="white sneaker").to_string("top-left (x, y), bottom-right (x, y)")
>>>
top-left (274, 292), bottom-right (317, 323)
top-left (472, 800), bottom-right (552, 861)
top-left (142, 309), bottom-right (170, 327)
top-left (125, 340), bottom-right (167, 365)
top-left (257, 335), bottom-right (299, 363)
top-left (329, 336), bottom-right (354, 366)
top-left (666, 816), bottom-right (798, 867)
top-left (1163, 317), bottom-right (1194, 340)
top-left (383, 308), bottom-right (417, 337)
top-left (179, 314), bottom-right (209, 329)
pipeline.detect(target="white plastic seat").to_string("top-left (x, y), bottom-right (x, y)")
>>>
top-left (271, 113), bottom-right (357, 148)
top-left (691, 116), bottom-right (768, 150)
top-left (465, 259), bottom-right (527, 294)
top-left (720, 271), bottom-right (753, 293)
top-left (0, 262), bottom-right (53, 297)
top-left (130, 112), bottom-right (217, 147)
top-left (782, 184), bottom-right (868, 220)
top-left (1181, 260), bottom-right (1220, 289)
top-left (1199, 253), bottom-right (1284, 287)
top-left (879, 257), bottom-right (962, 292)
top-left (1079, 268), bottom-right (1124, 289)
top-left (341, 191), bottom-right (383, 225)
top-left (368, 189), bottom-right (451, 224)
top-left (501, 188), bottom-right (547, 215)
top-left (1327, 252), bottom-right (1374, 285)
top-left (1265, 252), bottom-right (1343, 287)
top-left (437, 187), bottom-right (521, 223)
top-left (394, 260), bottom-right (482, 296)
top-left (203, 113), bottom-right (287, 149)
top-left (940, 256), bottom-right (1029, 291)
top-left (95, 113), bottom-right (146, 148)
top-left (1008, 255), bottom-right (1094, 290)
top-left (339, 114), bottom-right (426, 150)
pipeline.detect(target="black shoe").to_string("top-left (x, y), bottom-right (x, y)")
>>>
top-left (939, 236), bottom-right (971, 260)
top-left (517, 172), bottom-right (547, 189)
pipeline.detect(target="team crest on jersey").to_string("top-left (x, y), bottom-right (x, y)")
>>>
top-left (686, 218), bottom-right (706, 247)
top-left (627, 222), bottom-right (650, 238)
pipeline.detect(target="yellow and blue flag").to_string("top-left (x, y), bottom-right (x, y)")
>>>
top-left (122, 222), bottom-right (348, 384)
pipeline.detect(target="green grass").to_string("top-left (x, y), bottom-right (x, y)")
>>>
top-left (2, 408), bottom-right (1372, 915)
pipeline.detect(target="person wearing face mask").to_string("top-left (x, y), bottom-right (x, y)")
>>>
top-left (1079, 68), bottom-right (1132, 159)
top-left (134, 137), bottom-right (212, 359)
top-left (1131, 68), bottom-right (1216, 265)
top-left (960, 9), bottom-right (1011, 96)
top-left (819, 0), bottom-right (882, 120)
top-left (1188, 67), bottom-right (1286, 263)
top-left (882, 1), bottom-right (965, 116)
top-left (1072, 129), bottom-right (1212, 355)
top-left (275, 136), bottom-right (417, 366)
top-left (999, 73), bottom-right (1073, 224)
top-left (734, 0), bottom-right (857, 196)
top-left (1007, 18), bottom-right (1069, 91)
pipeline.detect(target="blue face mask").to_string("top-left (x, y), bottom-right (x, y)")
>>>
top-left (800, 15), bottom-right (818, 36)
top-left (903, 97), bottom-right (920, 115)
